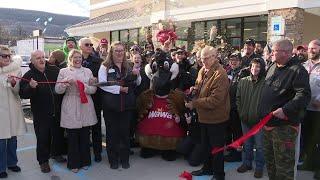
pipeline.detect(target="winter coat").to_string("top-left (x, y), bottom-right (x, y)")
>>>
top-left (55, 66), bottom-right (97, 129)
top-left (236, 76), bottom-right (265, 127)
top-left (192, 61), bottom-right (230, 124)
top-left (19, 63), bottom-right (61, 122)
top-left (259, 57), bottom-right (311, 127)
top-left (0, 56), bottom-right (27, 139)
top-left (303, 59), bottom-right (320, 112)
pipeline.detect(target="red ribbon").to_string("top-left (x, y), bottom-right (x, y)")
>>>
top-left (211, 113), bottom-right (273, 155)
top-left (9, 75), bottom-right (68, 84)
top-left (179, 171), bottom-right (192, 180)
top-left (9, 75), bottom-right (88, 104)
top-left (76, 80), bottom-right (88, 104)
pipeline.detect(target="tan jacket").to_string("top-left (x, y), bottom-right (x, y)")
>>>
top-left (55, 67), bottom-right (97, 129)
top-left (192, 61), bottom-right (230, 124)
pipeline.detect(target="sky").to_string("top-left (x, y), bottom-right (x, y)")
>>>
top-left (0, 0), bottom-right (90, 17)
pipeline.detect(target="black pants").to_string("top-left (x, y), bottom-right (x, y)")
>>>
top-left (91, 105), bottom-right (102, 157)
top-left (103, 110), bottom-right (131, 165)
top-left (225, 109), bottom-right (242, 145)
top-left (51, 115), bottom-right (67, 156)
top-left (201, 121), bottom-right (227, 177)
top-left (66, 127), bottom-right (91, 169)
top-left (33, 115), bottom-right (66, 165)
top-left (302, 110), bottom-right (320, 170)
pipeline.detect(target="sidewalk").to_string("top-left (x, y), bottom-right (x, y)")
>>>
top-left (8, 120), bottom-right (314, 180)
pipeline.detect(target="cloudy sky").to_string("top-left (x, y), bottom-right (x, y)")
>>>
top-left (0, 0), bottom-right (89, 16)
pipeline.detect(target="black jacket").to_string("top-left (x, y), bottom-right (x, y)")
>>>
top-left (82, 54), bottom-right (103, 111)
top-left (19, 63), bottom-right (62, 120)
top-left (227, 67), bottom-right (242, 110)
top-left (258, 57), bottom-right (311, 126)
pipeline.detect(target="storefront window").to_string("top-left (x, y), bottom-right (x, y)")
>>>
top-left (120, 30), bottom-right (128, 43)
top-left (205, 20), bottom-right (218, 40)
top-left (244, 15), bottom-right (268, 44)
top-left (129, 29), bottom-right (138, 44)
top-left (111, 31), bottom-right (119, 43)
top-left (221, 18), bottom-right (242, 49)
top-left (194, 22), bottom-right (205, 40)
top-left (139, 27), bottom-right (147, 44)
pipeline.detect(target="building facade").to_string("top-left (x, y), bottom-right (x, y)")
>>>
top-left (65, 0), bottom-right (320, 50)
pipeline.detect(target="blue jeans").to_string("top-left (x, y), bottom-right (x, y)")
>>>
top-left (241, 123), bottom-right (265, 171)
top-left (0, 137), bottom-right (18, 173)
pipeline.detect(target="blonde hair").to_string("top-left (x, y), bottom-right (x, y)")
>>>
top-left (67, 49), bottom-right (82, 67)
top-left (102, 41), bottom-right (129, 72)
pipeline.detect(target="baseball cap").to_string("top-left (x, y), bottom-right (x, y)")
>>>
top-left (100, 38), bottom-right (108, 45)
top-left (296, 45), bottom-right (307, 50)
top-left (244, 38), bottom-right (256, 46)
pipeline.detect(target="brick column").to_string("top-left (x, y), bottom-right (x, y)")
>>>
top-left (267, 7), bottom-right (304, 46)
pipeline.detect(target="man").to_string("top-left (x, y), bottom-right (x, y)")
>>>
top-left (242, 38), bottom-right (260, 67)
top-left (296, 45), bottom-right (308, 63)
top-left (79, 37), bottom-right (103, 162)
top-left (236, 58), bottom-right (266, 178)
top-left (97, 38), bottom-right (108, 60)
top-left (259, 39), bottom-right (311, 180)
top-left (62, 36), bottom-right (78, 58)
top-left (301, 39), bottom-right (320, 179)
top-left (186, 46), bottom-right (230, 180)
top-left (224, 52), bottom-right (243, 162)
top-left (254, 42), bottom-right (264, 57)
top-left (19, 50), bottom-right (64, 173)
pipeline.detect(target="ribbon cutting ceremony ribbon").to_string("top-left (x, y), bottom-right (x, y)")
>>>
top-left (8, 75), bottom-right (69, 84)
top-left (211, 113), bottom-right (273, 155)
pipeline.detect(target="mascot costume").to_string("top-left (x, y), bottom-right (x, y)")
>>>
top-left (136, 49), bottom-right (187, 161)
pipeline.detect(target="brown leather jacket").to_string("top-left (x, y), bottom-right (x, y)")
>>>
top-left (192, 61), bottom-right (230, 124)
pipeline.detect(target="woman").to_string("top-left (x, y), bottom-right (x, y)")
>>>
top-left (55, 49), bottom-right (97, 173)
top-left (98, 41), bottom-right (141, 169)
top-left (0, 46), bottom-right (26, 179)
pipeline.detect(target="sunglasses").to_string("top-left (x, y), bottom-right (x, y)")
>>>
top-left (84, 43), bottom-right (93, 47)
top-left (0, 54), bottom-right (11, 59)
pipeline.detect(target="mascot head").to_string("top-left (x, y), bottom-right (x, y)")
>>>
top-left (145, 48), bottom-right (179, 96)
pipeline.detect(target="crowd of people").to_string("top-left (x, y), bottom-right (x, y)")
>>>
top-left (0, 33), bottom-right (319, 180)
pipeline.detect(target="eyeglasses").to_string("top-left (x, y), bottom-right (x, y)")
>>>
top-left (0, 54), bottom-right (11, 59)
top-left (84, 43), bottom-right (93, 47)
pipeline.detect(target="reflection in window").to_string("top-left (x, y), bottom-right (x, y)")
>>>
top-left (129, 29), bottom-right (138, 44)
top-left (111, 31), bottom-right (119, 43)
top-left (176, 26), bottom-right (189, 40)
top-left (244, 15), bottom-right (268, 43)
top-left (139, 27), bottom-right (147, 44)
top-left (120, 30), bottom-right (128, 43)
top-left (221, 18), bottom-right (241, 49)
top-left (206, 20), bottom-right (217, 40)
top-left (194, 22), bottom-right (205, 40)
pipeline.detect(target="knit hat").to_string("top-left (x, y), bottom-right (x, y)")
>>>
top-left (65, 36), bottom-right (77, 44)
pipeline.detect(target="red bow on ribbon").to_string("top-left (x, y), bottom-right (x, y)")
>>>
top-left (76, 80), bottom-right (88, 104)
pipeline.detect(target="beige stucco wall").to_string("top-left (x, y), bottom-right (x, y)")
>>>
top-left (302, 11), bottom-right (320, 45)
top-left (90, 0), bottom-right (152, 18)
top-left (167, 0), bottom-right (233, 10)
top-left (90, 0), bottom-right (106, 5)
top-left (93, 32), bottom-right (111, 43)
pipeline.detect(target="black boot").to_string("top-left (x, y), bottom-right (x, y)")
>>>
top-left (211, 174), bottom-right (225, 180)
top-left (161, 150), bottom-right (177, 161)
top-left (140, 148), bottom-right (157, 158)
top-left (191, 169), bottom-right (213, 176)
top-left (224, 150), bottom-right (241, 162)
